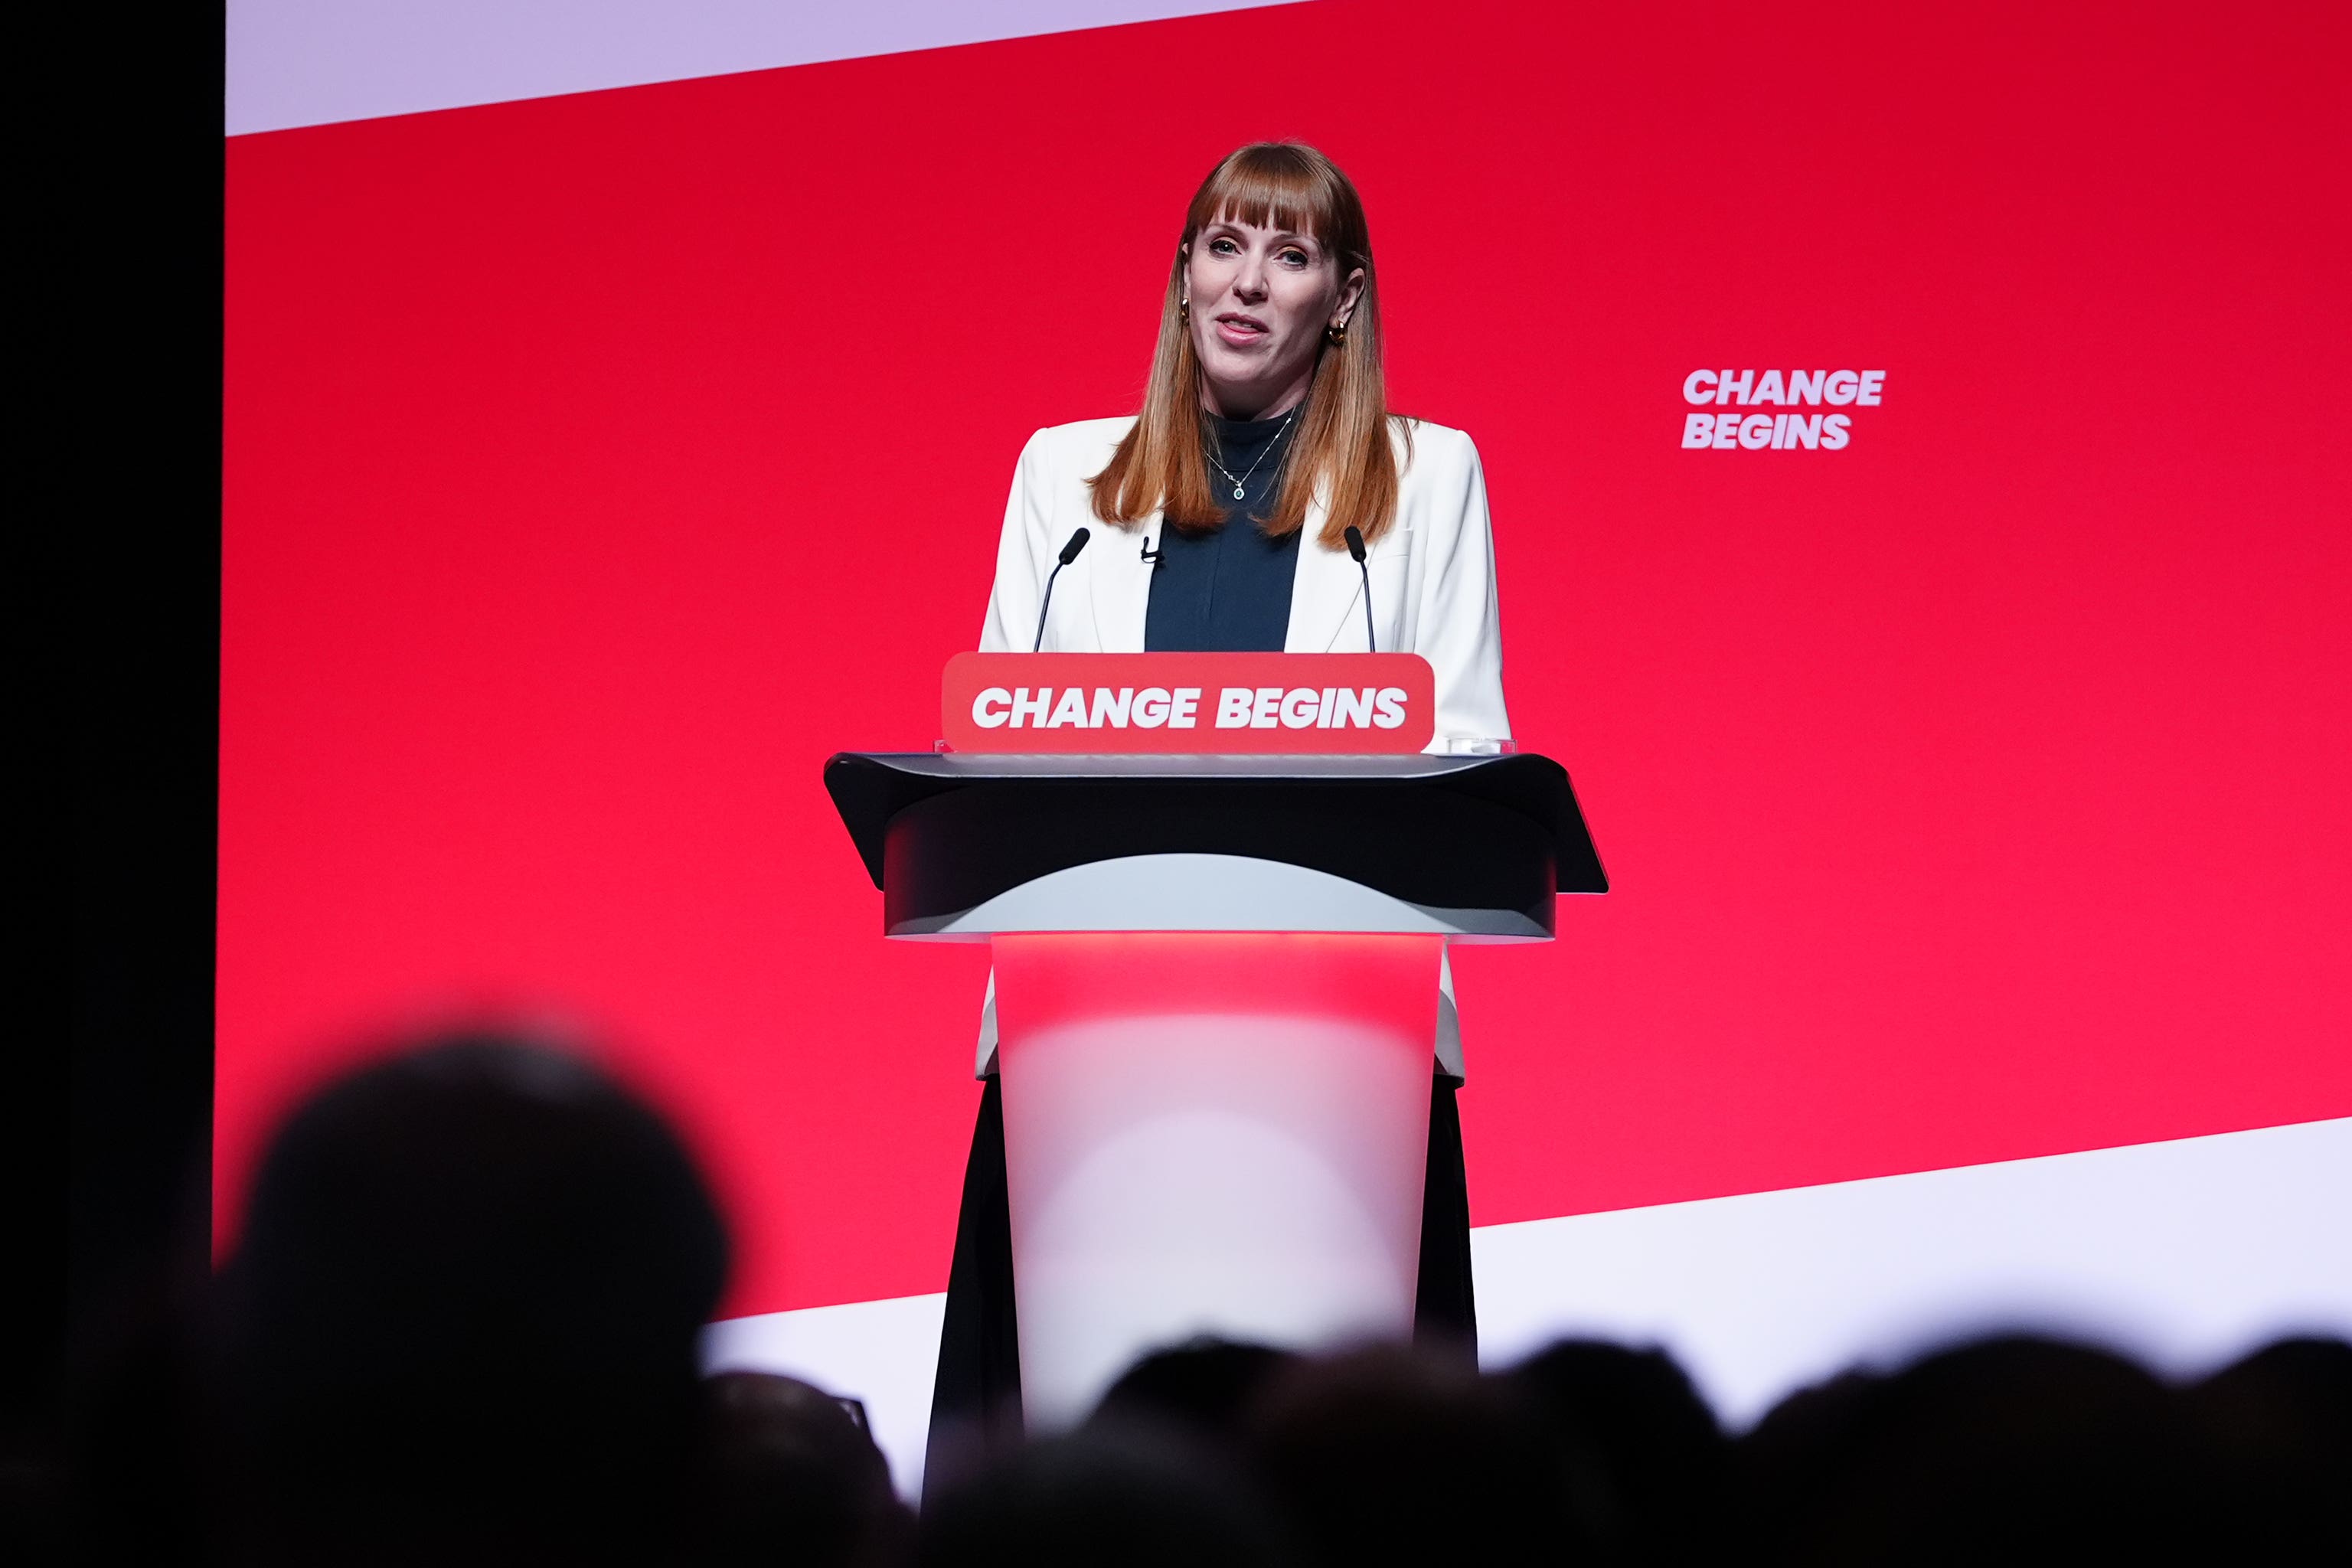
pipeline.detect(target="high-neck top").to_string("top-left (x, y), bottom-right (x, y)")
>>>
top-left (1142, 410), bottom-right (1305, 652)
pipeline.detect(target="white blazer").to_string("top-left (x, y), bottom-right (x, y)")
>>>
top-left (969, 414), bottom-right (1511, 1080)
top-left (978, 416), bottom-right (1511, 746)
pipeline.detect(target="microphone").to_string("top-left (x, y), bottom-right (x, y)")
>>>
top-left (1344, 526), bottom-right (1375, 652)
top-left (1033, 527), bottom-right (1091, 652)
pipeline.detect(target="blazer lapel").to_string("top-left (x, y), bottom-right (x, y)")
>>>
top-left (1088, 512), bottom-right (1160, 652)
top-left (1285, 494), bottom-right (1364, 653)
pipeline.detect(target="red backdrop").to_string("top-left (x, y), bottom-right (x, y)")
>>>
top-left (220, 0), bottom-right (2352, 1318)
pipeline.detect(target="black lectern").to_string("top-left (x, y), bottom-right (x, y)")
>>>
top-left (824, 751), bottom-right (1604, 1426)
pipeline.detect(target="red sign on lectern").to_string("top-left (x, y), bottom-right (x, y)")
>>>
top-left (941, 652), bottom-right (1436, 754)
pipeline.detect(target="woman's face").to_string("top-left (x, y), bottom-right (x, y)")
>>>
top-left (1184, 216), bottom-right (1364, 421)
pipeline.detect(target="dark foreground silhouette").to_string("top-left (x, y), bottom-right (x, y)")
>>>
top-left (61, 1032), bottom-right (2352, 1565)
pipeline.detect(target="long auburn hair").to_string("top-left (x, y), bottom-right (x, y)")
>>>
top-left (1089, 142), bottom-right (1403, 548)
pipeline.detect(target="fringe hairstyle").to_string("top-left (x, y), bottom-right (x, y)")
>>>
top-left (1088, 142), bottom-right (1404, 548)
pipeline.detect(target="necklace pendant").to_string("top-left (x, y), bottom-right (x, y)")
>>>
top-left (1233, 484), bottom-right (1246, 499)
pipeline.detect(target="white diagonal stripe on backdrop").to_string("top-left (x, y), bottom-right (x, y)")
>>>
top-left (706, 1115), bottom-right (2352, 1500)
top-left (227, 1), bottom-right (1312, 136)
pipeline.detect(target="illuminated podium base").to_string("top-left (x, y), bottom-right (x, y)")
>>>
top-left (995, 930), bottom-right (1440, 1426)
top-left (824, 750), bottom-right (1604, 1429)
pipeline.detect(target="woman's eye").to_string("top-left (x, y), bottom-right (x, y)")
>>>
top-left (1279, 250), bottom-right (1308, 266)
top-left (1210, 237), bottom-right (1239, 255)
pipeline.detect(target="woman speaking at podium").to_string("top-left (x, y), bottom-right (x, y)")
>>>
top-left (932, 142), bottom-right (1510, 1468)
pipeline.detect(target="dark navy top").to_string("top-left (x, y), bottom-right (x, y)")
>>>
top-left (1143, 411), bottom-right (1303, 652)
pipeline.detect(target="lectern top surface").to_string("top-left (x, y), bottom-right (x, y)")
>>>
top-left (822, 749), bottom-right (1608, 903)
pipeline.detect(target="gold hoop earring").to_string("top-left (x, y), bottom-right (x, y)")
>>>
top-left (1325, 320), bottom-right (1348, 345)
top-left (1180, 297), bottom-right (1191, 322)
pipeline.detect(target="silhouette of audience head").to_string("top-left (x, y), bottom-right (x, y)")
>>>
top-left (2188, 1336), bottom-right (2352, 1555)
top-left (1511, 1338), bottom-right (1729, 1563)
top-left (1741, 1334), bottom-right (2210, 1563)
top-left (214, 1031), bottom-right (728, 1566)
top-left (917, 1429), bottom-right (1286, 1568)
top-left (1089, 1336), bottom-right (1300, 1447)
top-left (699, 1370), bottom-right (911, 1566)
top-left (1246, 1344), bottom-right (1599, 1566)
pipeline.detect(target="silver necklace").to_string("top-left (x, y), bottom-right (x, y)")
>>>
top-left (1207, 406), bottom-right (1299, 501)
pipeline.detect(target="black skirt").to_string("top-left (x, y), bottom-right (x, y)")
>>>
top-left (923, 1073), bottom-right (1475, 1496)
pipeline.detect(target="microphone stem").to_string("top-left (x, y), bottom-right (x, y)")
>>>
top-left (1034, 561), bottom-right (1066, 653)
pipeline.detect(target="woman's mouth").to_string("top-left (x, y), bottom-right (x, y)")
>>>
top-left (1214, 313), bottom-right (1269, 346)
